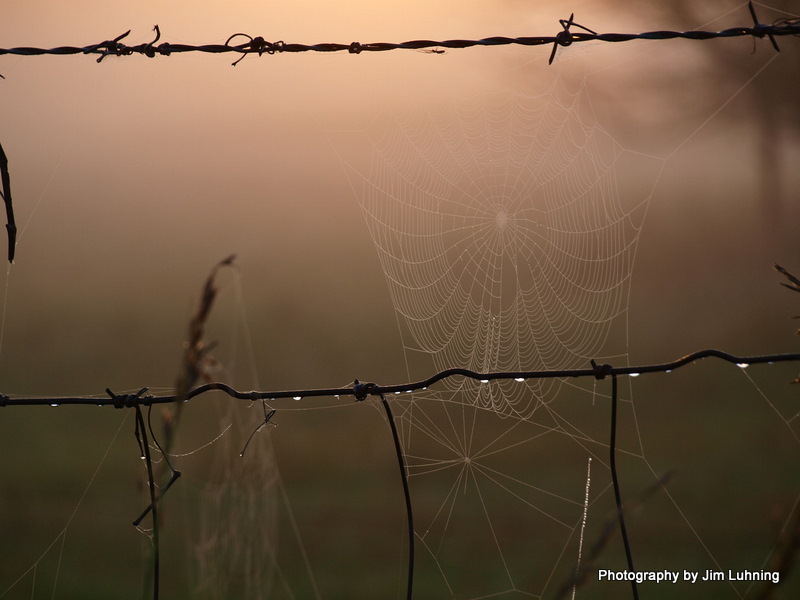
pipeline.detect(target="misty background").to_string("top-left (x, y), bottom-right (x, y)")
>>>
top-left (1, 0), bottom-right (799, 598)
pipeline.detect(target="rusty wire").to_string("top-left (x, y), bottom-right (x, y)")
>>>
top-left (1, 3), bottom-right (798, 264)
top-left (1, 4), bottom-right (799, 594)
top-left (2, 348), bottom-right (798, 408)
top-left (0, 3), bottom-right (797, 67)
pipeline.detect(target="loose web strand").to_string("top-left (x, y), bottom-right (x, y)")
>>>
top-left (0, 413), bottom-right (130, 599)
top-left (2, 4), bottom-right (799, 599)
top-left (340, 15), bottom-right (800, 594)
top-left (572, 457), bottom-right (592, 600)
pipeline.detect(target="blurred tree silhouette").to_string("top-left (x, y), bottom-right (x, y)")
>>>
top-left (652, 1), bottom-right (800, 225)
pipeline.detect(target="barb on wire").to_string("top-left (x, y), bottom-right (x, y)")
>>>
top-left (549, 13), bottom-right (597, 65)
top-left (748, 0), bottom-right (781, 52)
top-left (1, 2), bottom-right (798, 66)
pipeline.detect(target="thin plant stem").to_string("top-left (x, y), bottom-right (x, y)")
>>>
top-left (134, 404), bottom-right (159, 600)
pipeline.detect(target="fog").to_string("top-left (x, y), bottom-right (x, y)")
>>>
top-left (1, 1), bottom-right (799, 598)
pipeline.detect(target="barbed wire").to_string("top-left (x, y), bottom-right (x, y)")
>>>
top-left (2, 4), bottom-right (798, 597)
top-left (0, 2), bottom-right (798, 67)
top-left (1, 2), bottom-right (798, 264)
top-left (1, 348), bottom-right (797, 408)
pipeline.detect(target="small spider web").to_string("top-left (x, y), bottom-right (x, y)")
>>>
top-left (392, 387), bottom-right (618, 599)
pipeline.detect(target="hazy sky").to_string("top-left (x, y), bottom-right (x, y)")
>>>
top-left (2, 2), bottom-right (800, 599)
top-left (1, 0), bottom-right (798, 392)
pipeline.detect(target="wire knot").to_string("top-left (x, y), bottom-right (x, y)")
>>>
top-left (249, 36), bottom-right (277, 55)
top-left (0, 394), bottom-right (7, 407)
top-left (143, 25), bottom-right (161, 58)
top-left (748, 1), bottom-right (780, 51)
top-left (555, 27), bottom-right (575, 48)
top-left (226, 33), bottom-right (279, 65)
top-left (348, 42), bottom-right (363, 54)
top-left (106, 387), bottom-right (149, 408)
top-left (94, 30), bottom-right (132, 63)
top-left (353, 379), bottom-right (380, 401)
top-left (590, 360), bottom-right (613, 380)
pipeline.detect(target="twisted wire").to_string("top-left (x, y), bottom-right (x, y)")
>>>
top-left (2, 348), bottom-right (797, 408)
top-left (0, 3), bottom-right (797, 65)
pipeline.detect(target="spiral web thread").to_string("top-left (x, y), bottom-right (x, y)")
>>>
top-left (333, 72), bottom-right (659, 598)
top-left (357, 75), bottom-right (656, 418)
top-left (337, 54), bottom-right (799, 595)
top-left (2, 4), bottom-right (799, 598)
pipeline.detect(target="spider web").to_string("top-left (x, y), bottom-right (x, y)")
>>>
top-left (176, 273), bottom-right (322, 600)
top-left (331, 40), bottom-right (800, 597)
top-left (347, 75), bottom-right (655, 418)
top-left (332, 71), bottom-right (654, 598)
top-left (1, 3), bottom-right (799, 600)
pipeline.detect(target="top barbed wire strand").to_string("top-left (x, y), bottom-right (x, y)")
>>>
top-left (0, 2), bottom-right (798, 65)
top-left (0, 3), bottom-right (798, 262)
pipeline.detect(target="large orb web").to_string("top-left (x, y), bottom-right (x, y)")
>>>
top-left (351, 76), bottom-right (657, 417)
